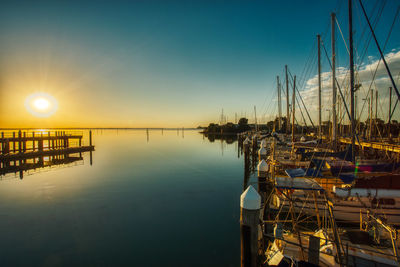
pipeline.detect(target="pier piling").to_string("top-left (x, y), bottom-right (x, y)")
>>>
top-left (240, 185), bottom-right (261, 267)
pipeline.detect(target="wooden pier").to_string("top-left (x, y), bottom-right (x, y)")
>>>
top-left (339, 137), bottom-right (400, 153)
top-left (0, 130), bottom-right (94, 178)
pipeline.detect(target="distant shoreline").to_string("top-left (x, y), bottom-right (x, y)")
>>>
top-left (0, 127), bottom-right (200, 130)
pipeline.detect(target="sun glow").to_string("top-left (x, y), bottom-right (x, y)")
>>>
top-left (25, 93), bottom-right (58, 118)
top-left (33, 98), bottom-right (50, 110)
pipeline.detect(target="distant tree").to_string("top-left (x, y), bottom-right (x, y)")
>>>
top-left (238, 117), bottom-right (248, 125)
top-left (237, 118), bottom-right (251, 132)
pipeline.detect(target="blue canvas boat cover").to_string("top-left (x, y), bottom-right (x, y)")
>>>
top-left (275, 177), bottom-right (324, 191)
top-left (311, 159), bottom-right (325, 170)
top-left (338, 173), bottom-right (356, 184)
top-left (285, 168), bottom-right (322, 178)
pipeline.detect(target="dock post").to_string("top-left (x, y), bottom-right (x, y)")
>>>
top-left (243, 137), bottom-right (251, 190)
top-left (257, 159), bottom-right (269, 193)
top-left (18, 130), bottom-right (22, 153)
top-left (258, 146), bottom-right (267, 161)
top-left (240, 185), bottom-right (261, 267)
top-left (38, 132), bottom-right (43, 152)
top-left (32, 132), bottom-right (35, 151)
top-left (251, 136), bottom-right (258, 171)
top-left (23, 132), bottom-right (26, 152)
top-left (308, 236), bottom-right (320, 265)
top-left (47, 132), bottom-right (50, 150)
top-left (89, 130), bottom-right (92, 146)
top-left (1, 132), bottom-right (3, 154)
top-left (63, 131), bottom-right (67, 148)
top-left (55, 131), bottom-right (58, 149)
top-left (12, 132), bottom-right (16, 152)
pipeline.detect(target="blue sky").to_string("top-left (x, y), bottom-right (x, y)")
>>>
top-left (0, 0), bottom-right (399, 127)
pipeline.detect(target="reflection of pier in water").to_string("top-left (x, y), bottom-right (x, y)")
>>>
top-left (0, 130), bottom-right (95, 179)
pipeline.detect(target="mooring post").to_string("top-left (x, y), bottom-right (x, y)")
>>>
top-left (240, 185), bottom-right (261, 267)
top-left (12, 132), bottom-right (16, 152)
top-left (52, 133), bottom-right (55, 150)
top-left (55, 131), bottom-right (58, 149)
top-left (23, 132), bottom-right (26, 152)
top-left (63, 131), bottom-right (67, 148)
top-left (47, 131), bottom-right (50, 150)
top-left (89, 130), bottom-right (92, 147)
top-left (308, 235), bottom-right (320, 265)
top-left (1, 132), bottom-right (3, 154)
top-left (257, 159), bottom-right (269, 194)
top-left (18, 130), bottom-right (22, 153)
top-left (32, 132), bottom-right (35, 151)
top-left (252, 135), bottom-right (258, 171)
top-left (258, 145), bottom-right (267, 161)
top-left (243, 137), bottom-right (251, 190)
top-left (39, 132), bottom-right (43, 152)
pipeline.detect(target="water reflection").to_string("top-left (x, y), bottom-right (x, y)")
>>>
top-left (1, 152), bottom-right (91, 179)
top-left (203, 133), bottom-right (237, 144)
top-left (0, 129), bottom-right (244, 267)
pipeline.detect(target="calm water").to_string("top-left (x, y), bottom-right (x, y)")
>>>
top-left (0, 129), bottom-right (254, 266)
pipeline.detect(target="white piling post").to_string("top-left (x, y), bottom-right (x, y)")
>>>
top-left (257, 159), bottom-right (269, 193)
top-left (240, 185), bottom-right (261, 267)
top-left (243, 137), bottom-right (250, 154)
top-left (260, 139), bottom-right (267, 148)
top-left (258, 146), bottom-right (267, 161)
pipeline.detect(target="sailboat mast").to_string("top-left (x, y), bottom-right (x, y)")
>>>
top-left (286, 65), bottom-right (290, 134)
top-left (292, 76), bottom-right (296, 144)
top-left (254, 105), bottom-right (258, 132)
top-left (317, 34), bottom-right (322, 139)
top-left (331, 13), bottom-right (337, 149)
top-left (277, 76), bottom-right (282, 131)
top-left (349, 0), bottom-right (355, 163)
top-left (369, 91), bottom-right (373, 140)
top-left (389, 87), bottom-right (392, 139)
top-left (375, 90), bottom-right (378, 121)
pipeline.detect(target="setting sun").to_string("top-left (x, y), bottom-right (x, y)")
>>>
top-left (33, 98), bottom-right (50, 110)
top-left (25, 92), bottom-right (58, 118)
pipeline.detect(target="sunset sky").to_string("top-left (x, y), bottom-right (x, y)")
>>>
top-left (0, 0), bottom-right (399, 128)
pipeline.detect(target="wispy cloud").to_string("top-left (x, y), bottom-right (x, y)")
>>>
top-left (297, 49), bottom-right (400, 124)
